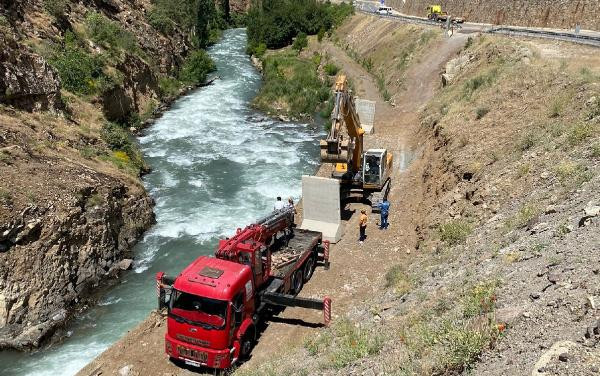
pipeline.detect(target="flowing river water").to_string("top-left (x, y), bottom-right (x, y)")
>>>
top-left (1, 28), bottom-right (322, 376)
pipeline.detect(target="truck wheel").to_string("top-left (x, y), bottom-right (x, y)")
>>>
top-left (292, 269), bottom-right (304, 294)
top-left (303, 255), bottom-right (315, 282)
top-left (240, 327), bottom-right (255, 360)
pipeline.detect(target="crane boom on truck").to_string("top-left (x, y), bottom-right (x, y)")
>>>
top-left (320, 75), bottom-right (393, 209)
top-left (156, 207), bottom-right (331, 370)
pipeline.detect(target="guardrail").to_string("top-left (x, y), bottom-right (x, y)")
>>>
top-left (357, 8), bottom-right (600, 48)
top-left (488, 27), bottom-right (600, 47)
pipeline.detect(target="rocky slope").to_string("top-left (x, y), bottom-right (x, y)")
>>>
top-left (386, 0), bottom-right (600, 31)
top-left (0, 0), bottom-right (203, 350)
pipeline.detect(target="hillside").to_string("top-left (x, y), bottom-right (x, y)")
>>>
top-left (0, 0), bottom-right (223, 350)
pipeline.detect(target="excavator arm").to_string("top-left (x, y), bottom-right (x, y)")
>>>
top-left (319, 75), bottom-right (364, 175)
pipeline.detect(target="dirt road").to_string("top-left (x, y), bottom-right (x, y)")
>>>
top-left (77, 20), bottom-right (468, 376)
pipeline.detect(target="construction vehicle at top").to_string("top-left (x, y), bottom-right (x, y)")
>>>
top-left (156, 207), bottom-right (331, 370)
top-left (320, 75), bottom-right (393, 209)
top-left (426, 4), bottom-right (465, 23)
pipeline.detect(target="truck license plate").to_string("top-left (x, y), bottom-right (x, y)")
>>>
top-left (183, 358), bottom-right (203, 368)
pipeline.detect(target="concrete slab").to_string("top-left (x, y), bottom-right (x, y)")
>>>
top-left (355, 99), bottom-right (376, 134)
top-left (299, 175), bottom-right (343, 243)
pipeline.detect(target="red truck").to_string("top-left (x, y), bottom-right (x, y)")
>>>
top-left (156, 208), bottom-right (331, 370)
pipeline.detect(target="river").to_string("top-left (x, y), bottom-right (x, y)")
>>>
top-left (0, 28), bottom-right (322, 376)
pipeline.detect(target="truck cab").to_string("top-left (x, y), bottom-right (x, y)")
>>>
top-left (377, 5), bottom-right (392, 15)
top-left (163, 256), bottom-right (256, 369)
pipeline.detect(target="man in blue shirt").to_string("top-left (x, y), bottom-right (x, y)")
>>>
top-left (378, 199), bottom-right (390, 229)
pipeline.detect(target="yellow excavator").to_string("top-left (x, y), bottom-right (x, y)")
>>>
top-left (320, 75), bottom-right (393, 208)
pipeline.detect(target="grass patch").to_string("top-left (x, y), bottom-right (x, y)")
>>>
top-left (504, 203), bottom-right (539, 231)
top-left (462, 282), bottom-right (497, 318)
top-left (324, 63), bottom-right (339, 76)
top-left (0, 189), bottom-right (12, 206)
top-left (591, 143), bottom-right (600, 159)
top-left (85, 193), bottom-right (103, 208)
top-left (0, 151), bottom-right (12, 164)
top-left (516, 163), bottom-right (530, 178)
top-left (398, 283), bottom-right (499, 375)
top-left (462, 69), bottom-right (498, 99)
top-left (305, 319), bottom-right (383, 369)
top-left (385, 265), bottom-right (413, 296)
top-left (85, 12), bottom-right (140, 57)
top-left (79, 146), bottom-right (99, 159)
top-left (548, 96), bottom-right (567, 118)
top-left (439, 220), bottom-right (472, 246)
top-left (475, 106), bottom-right (489, 120)
top-left (376, 72), bottom-right (390, 102)
top-left (554, 160), bottom-right (592, 187)
top-left (517, 131), bottom-right (537, 152)
top-left (567, 122), bottom-right (596, 146)
top-left (157, 76), bottom-right (182, 98)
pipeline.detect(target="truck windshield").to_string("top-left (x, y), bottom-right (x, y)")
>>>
top-left (169, 290), bottom-right (227, 330)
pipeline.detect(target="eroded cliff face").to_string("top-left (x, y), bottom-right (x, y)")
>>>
top-left (386, 0), bottom-right (600, 30)
top-left (0, 182), bottom-right (154, 349)
top-left (0, 34), bottom-right (63, 112)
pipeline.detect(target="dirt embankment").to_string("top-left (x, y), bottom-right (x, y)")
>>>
top-left (385, 0), bottom-right (600, 31)
top-left (0, 0), bottom-right (198, 350)
top-left (79, 13), bottom-right (600, 376)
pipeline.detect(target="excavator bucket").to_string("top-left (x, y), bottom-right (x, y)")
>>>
top-left (319, 139), bottom-right (352, 164)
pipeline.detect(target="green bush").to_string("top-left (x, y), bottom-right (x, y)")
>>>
top-left (44, 0), bottom-right (68, 18)
top-left (101, 122), bottom-right (146, 174)
top-left (462, 282), bottom-right (497, 318)
top-left (85, 12), bottom-right (138, 53)
top-left (317, 27), bottom-right (326, 42)
top-left (324, 63), bottom-right (339, 76)
top-left (292, 32), bottom-right (308, 52)
top-left (439, 220), bottom-right (472, 245)
top-left (178, 50), bottom-right (216, 84)
top-left (147, 8), bottom-right (175, 34)
top-left (47, 32), bottom-right (107, 95)
top-left (158, 76), bottom-right (182, 97)
top-left (101, 122), bottom-right (131, 151)
top-left (463, 69), bottom-right (498, 99)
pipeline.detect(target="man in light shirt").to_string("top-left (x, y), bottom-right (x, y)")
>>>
top-left (274, 196), bottom-right (285, 211)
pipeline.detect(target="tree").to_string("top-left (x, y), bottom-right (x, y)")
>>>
top-left (196, 0), bottom-right (216, 48)
top-left (292, 32), bottom-right (308, 52)
top-left (221, 0), bottom-right (230, 22)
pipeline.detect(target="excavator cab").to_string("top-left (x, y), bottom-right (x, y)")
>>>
top-left (362, 149), bottom-right (390, 190)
